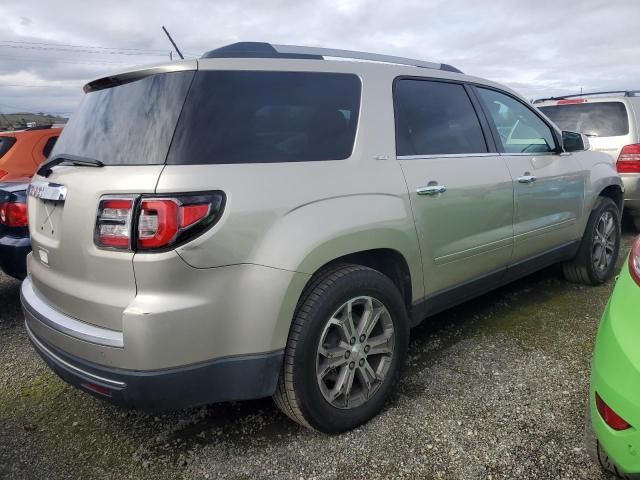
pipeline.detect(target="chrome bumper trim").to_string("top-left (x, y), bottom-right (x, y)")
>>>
top-left (25, 322), bottom-right (125, 388)
top-left (21, 276), bottom-right (124, 348)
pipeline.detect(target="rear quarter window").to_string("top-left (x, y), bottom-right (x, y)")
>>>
top-left (539, 102), bottom-right (629, 137)
top-left (0, 136), bottom-right (16, 159)
top-left (42, 136), bottom-right (58, 158)
top-left (167, 71), bottom-right (361, 164)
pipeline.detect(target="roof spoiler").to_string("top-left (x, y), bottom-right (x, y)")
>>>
top-left (534, 90), bottom-right (640, 104)
top-left (83, 60), bottom-right (197, 93)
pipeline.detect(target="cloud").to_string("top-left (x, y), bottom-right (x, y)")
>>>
top-left (0, 0), bottom-right (638, 115)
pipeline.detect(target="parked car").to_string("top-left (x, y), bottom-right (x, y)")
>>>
top-left (0, 180), bottom-right (30, 280)
top-left (21, 42), bottom-right (623, 433)
top-left (0, 125), bottom-right (62, 181)
top-left (535, 92), bottom-right (640, 231)
top-left (590, 234), bottom-right (640, 477)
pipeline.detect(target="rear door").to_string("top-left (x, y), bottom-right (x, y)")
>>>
top-left (395, 78), bottom-right (514, 294)
top-left (475, 87), bottom-right (585, 263)
top-left (27, 66), bottom-right (195, 331)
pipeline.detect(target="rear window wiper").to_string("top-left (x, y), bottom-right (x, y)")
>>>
top-left (38, 154), bottom-right (104, 178)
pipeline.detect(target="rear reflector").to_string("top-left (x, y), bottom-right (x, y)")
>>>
top-left (80, 382), bottom-right (113, 397)
top-left (557, 99), bottom-right (586, 105)
top-left (617, 144), bottom-right (640, 173)
top-left (630, 236), bottom-right (640, 287)
top-left (95, 198), bottom-right (134, 248)
top-left (596, 393), bottom-right (631, 430)
top-left (0, 201), bottom-right (28, 227)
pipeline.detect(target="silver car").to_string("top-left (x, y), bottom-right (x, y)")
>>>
top-left (21, 42), bottom-right (623, 433)
top-left (536, 91), bottom-right (640, 231)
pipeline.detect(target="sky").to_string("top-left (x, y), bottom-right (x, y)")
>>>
top-left (0, 0), bottom-right (639, 117)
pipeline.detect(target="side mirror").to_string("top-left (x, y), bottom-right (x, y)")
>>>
top-left (562, 130), bottom-right (590, 152)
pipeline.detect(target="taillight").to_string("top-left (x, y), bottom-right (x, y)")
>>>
top-left (630, 235), bottom-right (640, 287)
top-left (0, 201), bottom-right (28, 227)
top-left (617, 144), bottom-right (640, 173)
top-left (94, 192), bottom-right (224, 251)
top-left (138, 199), bottom-right (179, 250)
top-left (95, 198), bottom-right (135, 249)
top-left (557, 99), bottom-right (585, 105)
top-left (596, 392), bottom-right (631, 430)
top-left (0, 170), bottom-right (7, 180)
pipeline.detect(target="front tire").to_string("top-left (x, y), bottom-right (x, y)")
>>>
top-left (273, 264), bottom-right (409, 433)
top-left (563, 197), bottom-right (621, 285)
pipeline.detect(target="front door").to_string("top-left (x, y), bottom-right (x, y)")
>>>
top-left (474, 87), bottom-right (585, 263)
top-left (394, 78), bottom-right (514, 295)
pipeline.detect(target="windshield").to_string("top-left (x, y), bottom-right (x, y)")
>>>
top-left (51, 71), bottom-right (194, 165)
top-left (539, 102), bottom-right (629, 137)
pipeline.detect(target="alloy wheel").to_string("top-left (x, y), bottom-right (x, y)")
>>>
top-left (315, 296), bottom-right (395, 409)
top-left (592, 210), bottom-right (617, 272)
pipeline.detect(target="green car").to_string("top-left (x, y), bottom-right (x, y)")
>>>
top-left (592, 234), bottom-right (640, 477)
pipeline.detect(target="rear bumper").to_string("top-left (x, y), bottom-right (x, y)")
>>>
top-left (621, 174), bottom-right (640, 213)
top-left (25, 319), bottom-right (284, 411)
top-left (21, 261), bottom-right (301, 410)
top-left (0, 234), bottom-right (30, 280)
top-left (590, 265), bottom-right (640, 474)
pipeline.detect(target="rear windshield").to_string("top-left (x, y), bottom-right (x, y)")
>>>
top-left (51, 71), bottom-right (194, 165)
top-left (539, 102), bottom-right (629, 137)
top-left (0, 136), bottom-right (16, 159)
top-left (167, 71), bottom-right (361, 164)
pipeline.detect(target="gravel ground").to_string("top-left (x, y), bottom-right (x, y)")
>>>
top-left (0, 224), bottom-right (636, 480)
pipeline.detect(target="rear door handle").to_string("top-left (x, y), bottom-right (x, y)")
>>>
top-left (417, 184), bottom-right (447, 195)
top-left (517, 175), bottom-right (537, 184)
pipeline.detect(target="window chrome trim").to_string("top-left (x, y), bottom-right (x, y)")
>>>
top-left (498, 151), bottom-right (557, 157)
top-left (21, 276), bottom-right (124, 348)
top-left (397, 153), bottom-right (497, 160)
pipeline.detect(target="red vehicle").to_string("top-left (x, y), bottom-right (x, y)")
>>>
top-left (0, 126), bottom-right (62, 181)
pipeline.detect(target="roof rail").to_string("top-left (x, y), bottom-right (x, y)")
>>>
top-left (25, 125), bottom-right (53, 131)
top-left (201, 42), bottom-right (463, 74)
top-left (534, 90), bottom-right (640, 104)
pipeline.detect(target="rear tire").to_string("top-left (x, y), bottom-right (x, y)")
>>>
top-left (633, 215), bottom-right (640, 233)
top-left (563, 197), bottom-right (621, 285)
top-left (598, 441), bottom-right (631, 479)
top-left (273, 264), bottom-right (409, 433)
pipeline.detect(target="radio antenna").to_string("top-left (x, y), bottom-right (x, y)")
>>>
top-left (162, 26), bottom-right (184, 60)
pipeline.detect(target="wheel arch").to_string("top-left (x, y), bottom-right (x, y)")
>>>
top-left (307, 248), bottom-right (415, 311)
top-left (597, 184), bottom-right (624, 214)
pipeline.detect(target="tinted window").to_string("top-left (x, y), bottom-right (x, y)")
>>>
top-left (539, 102), bottom-right (629, 137)
top-left (0, 136), bottom-right (16, 159)
top-left (477, 88), bottom-right (556, 154)
top-left (42, 136), bottom-right (58, 158)
top-left (167, 71), bottom-right (361, 164)
top-left (52, 71), bottom-right (194, 165)
top-left (394, 79), bottom-right (487, 156)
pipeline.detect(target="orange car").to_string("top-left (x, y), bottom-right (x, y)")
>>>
top-left (0, 126), bottom-right (62, 181)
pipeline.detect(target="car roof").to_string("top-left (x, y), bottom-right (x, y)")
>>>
top-left (85, 42), bottom-right (529, 105)
top-left (0, 126), bottom-right (62, 138)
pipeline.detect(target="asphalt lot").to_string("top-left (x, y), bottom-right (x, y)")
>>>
top-left (0, 224), bottom-right (636, 480)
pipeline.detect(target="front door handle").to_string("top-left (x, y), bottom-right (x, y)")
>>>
top-left (517, 174), bottom-right (537, 184)
top-left (417, 184), bottom-right (447, 195)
